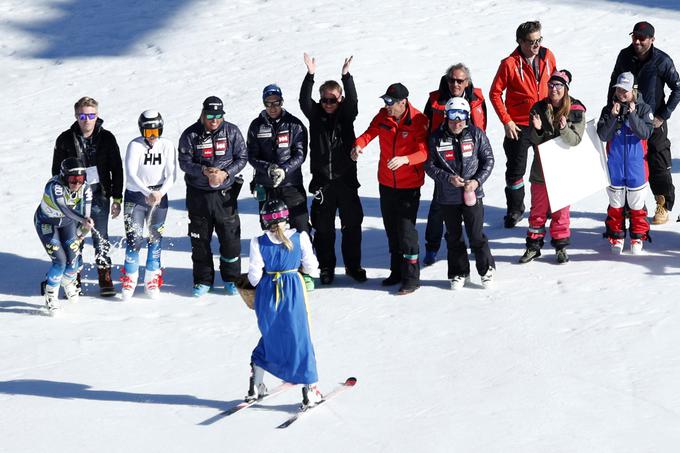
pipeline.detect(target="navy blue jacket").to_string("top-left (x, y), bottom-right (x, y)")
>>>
top-left (247, 110), bottom-right (308, 188)
top-left (178, 119), bottom-right (248, 191)
top-left (425, 124), bottom-right (494, 205)
top-left (609, 45), bottom-right (680, 121)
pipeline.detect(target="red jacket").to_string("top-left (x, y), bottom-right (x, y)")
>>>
top-left (425, 83), bottom-right (487, 133)
top-left (489, 47), bottom-right (556, 126)
top-left (355, 102), bottom-right (428, 189)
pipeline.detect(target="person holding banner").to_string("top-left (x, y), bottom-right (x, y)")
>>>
top-left (519, 70), bottom-right (586, 264)
top-left (597, 72), bottom-right (654, 255)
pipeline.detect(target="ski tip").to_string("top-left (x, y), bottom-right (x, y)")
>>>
top-left (344, 377), bottom-right (357, 386)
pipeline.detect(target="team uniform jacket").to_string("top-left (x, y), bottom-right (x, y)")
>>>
top-left (425, 124), bottom-right (494, 205)
top-left (125, 136), bottom-right (177, 204)
top-left (299, 72), bottom-right (359, 193)
top-left (597, 96), bottom-right (655, 188)
top-left (178, 120), bottom-right (248, 191)
top-left (609, 45), bottom-right (680, 120)
top-left (424, 78), bottom-right (487, 133)
top-left (247, 110), bottom-right (308, 188)
top-left (36, 176), bottom-right (92, 226)
top-left (527, 97), bottom-right (587, 184)
top-left (354, 102), bottom-right (429, 189)
top-left (52, 119), bottom-right (123, 199)
top-left (489, 47), bottom-right (557, 126)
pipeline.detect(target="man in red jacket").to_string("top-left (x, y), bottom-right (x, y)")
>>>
top-left (489, 21), bottom-right (556, 228)
top-left (423, 63), bottom-right (488, 265)
top-left (352, 83), bottom-right (428, 294)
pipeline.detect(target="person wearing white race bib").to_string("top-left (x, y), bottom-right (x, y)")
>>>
top-left (120, 111), bottom-right (177, 300)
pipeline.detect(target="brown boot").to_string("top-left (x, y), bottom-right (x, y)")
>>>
top-left (652, 195), bottom-right (669, 225)
top-left (98, 267), bottom-right (116, 297)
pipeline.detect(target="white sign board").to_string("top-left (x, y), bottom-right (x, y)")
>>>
top-left (537, 119), bottom-right (609, 212)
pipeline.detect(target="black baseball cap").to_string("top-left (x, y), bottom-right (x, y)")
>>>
top-left (380, 83), bottom-right (409, 104)
top-left (630, 21), bottom-right (654, 38)
top-left (202, 96), bottom-right (225, 115)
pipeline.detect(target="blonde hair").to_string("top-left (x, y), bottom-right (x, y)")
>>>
top-left (74, 96), bottom-right (98, 113)
top-left (548, 95), bottom-right (572, 130)
top-left (270, 222), bottom-right (293, 251)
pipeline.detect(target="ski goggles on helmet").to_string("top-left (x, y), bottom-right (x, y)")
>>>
top-left (446, 109), bottom-right (469, 121)
top-left (67, 175), bottom-right (85, 185)
top-left (77, 113), bottom-right (97, 121)
top-left (263, 100), bottom-right (283, 108)
top-left (261, 209), bottom-right (289, 223)
top-left (142, 128), bottom-right (161, 138)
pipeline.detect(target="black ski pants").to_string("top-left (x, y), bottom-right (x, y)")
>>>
top-left (186, 185), bottom-right (241, 286)
top-left (379, 185), bottom-right (420, 288)
top-left (310, 179), bottom-right (363, 271)
top-left (648, 120), bottom-right (675, 210)
top-left (441, 200), bottom-right (494, 278)
top-left (503, 126), bottom-right (531, 215)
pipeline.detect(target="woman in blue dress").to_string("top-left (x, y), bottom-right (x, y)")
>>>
top-left (246, 199), bottom-right (322, 408)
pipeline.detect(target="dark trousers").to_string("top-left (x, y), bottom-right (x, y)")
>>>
top-left (186, 185), bottom-right (241, 286)
top-left (503, 126), bottom-right (531, 214)
top-left (441, 201), bottom-right (494, 278)
top-left (260, 185), bottom-right (310, 233)
top-left (424, 196), bottom-right (448, 253)
top-left (379, 185), bottom-right (420, 288)
top-left (310, 179), bottom-right (363, 271)
top-left (647, 121), bottom-right (675, 210)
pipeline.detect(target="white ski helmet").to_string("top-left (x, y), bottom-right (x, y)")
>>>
top-left (444, 97), bottom-right (470, 121)
top-left (138, 110), bottom-right (164, 137)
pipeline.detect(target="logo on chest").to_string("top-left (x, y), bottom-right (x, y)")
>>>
top-left (461, 140), bottom-right (474, 158)
top-left (214, 138), bottom-right (228, 156)
top-left (257, 125), bottom-right (273, 138)
top-left (277, 132), bottom-right (290, 148)
top-left (144, 152), bottom-right (163, 165)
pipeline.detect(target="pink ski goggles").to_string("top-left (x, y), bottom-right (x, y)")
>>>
top-left (262, 209), bottom-right (289, 223)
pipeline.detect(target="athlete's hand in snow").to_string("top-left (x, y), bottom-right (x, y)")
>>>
top-left (304, 53), bottom-right (316, 74)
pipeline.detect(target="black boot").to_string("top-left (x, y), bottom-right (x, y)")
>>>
top-left (98, 267), bottom-right (116, 297)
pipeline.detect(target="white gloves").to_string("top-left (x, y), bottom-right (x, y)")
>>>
top-left (269, 164), bottom-right (286, 188)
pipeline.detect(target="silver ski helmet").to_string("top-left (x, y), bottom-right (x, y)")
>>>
top-left (260, 199), bottom-right (289, 229)
top-left (60, 157), bottom-right (87, 185)
top-left (138, 110), bottom-right (164, 138)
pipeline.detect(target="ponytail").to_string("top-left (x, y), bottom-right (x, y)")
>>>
top-left (271, 222), bottom-right (293, 251)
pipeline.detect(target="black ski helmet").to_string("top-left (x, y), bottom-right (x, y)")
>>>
top-left (260, 199), bottom-right (289, 229)
top-left (138, 110), bottom-right (164, 137)
top-left (60, 157), bottom-right (87, 183)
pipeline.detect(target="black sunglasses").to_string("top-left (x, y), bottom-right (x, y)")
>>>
top-left (447, 76), bottom-right (467, 85)
top-left (320, 97), bottom-right (339, 105)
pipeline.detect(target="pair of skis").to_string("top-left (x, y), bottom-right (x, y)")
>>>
top-left (199, 377), bottom-right (357, 428)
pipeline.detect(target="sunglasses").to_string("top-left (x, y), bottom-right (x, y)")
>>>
top-left (523, 37), bottom-right (543, 46)
top-left (67, 175), bottom-right (85, 184)
top-left (383, 97), bottom-right (397, 106)
top-left (262, 210), bottom-right (289, 223)
top-left (320, 97), bottom-right (339, 105)
top-left (548, 82), bottom-right (565, 90)
top-left (142, 128), bottom-right (160, 138)
top-left (77, 113), bottom-right (97, 121)
top-left (205, 113), bottom-right (223, 120)
top-left (264, 100), bottom-right (283, 108)
top-left (447, 77), bottom-right (467, 85)
top-left (446, 109), bottom-right (469, 121)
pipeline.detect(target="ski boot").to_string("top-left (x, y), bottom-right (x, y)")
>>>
top-left (98, 267), bottom-right (116, 297)
top-left (120, 270), bottom-right (138, 300)
top-left (481, 267), bottom-right (495, 289)
top-left (631, 239), bottom-right (643, 255)
top-left (144, 269), bottom-right (162, 299)
top-left (450, 274), bottom-right (470, 290)
top-left (245, 364), bottom-right (268, 402)
top-left (44, 284), bottom-right (60, 311)
top-left (62, 278), bottom-right (81, 303)
top-left (301, 383), bottom-right (323, 409)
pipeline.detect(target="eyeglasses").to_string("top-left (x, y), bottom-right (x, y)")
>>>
top-left (77, 113), bottom-right (97, 121)
top-left (320, 97), bottom-right (339, 105)
top-left (205, 113), bottom-right (223, 120)
top-left (142, 128), bottom-right (160, 138)
top-left (67, 175), bottom-right (85, 184)
top-left (522, 37), bottom-right (543, 46)
top-left (264, 100), bottom-right (283, 108)
top-left (262, 210), bottom-right (289, 223)
top-left (447, 77), bottom-right (467, 85)
top-left (547, 82), bottom-right (565, 90)
top-left (446, 109), bottom-right (469, 121)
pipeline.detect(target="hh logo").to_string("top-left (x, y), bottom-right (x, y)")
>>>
top-left (215, 139), bottom-right (227, 155)
top-left (461, 142), bottom-right (474, 153)
top-left (144, 153), bottom-right (162, 165)
top-left (190, 232), bottom-right (200, 239)
top-left (444, 151), bottom-right (455, 161)
top-left (277, 133), bottom-right (290, 147)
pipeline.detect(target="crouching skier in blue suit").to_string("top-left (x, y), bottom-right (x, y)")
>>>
top-left (246, 199), bottom-right (323, 408)
top-left (35, 157), bottom-right (93, 311)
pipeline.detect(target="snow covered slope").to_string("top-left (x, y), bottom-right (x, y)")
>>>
top-left (1, 1), bottom-right (679, 452)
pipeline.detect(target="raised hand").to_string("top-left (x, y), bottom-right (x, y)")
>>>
top-left (303, 52), bottom-right (316, 74)
top-left (342, 55), bottom-right (353, 75)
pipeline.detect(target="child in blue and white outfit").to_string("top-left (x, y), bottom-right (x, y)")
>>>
top-left (35, 157), bottom-right (93, 310)
top-left (120, 110), bottom-right (177, 299)
top-left (246, 199), bottom-right (323, 408)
